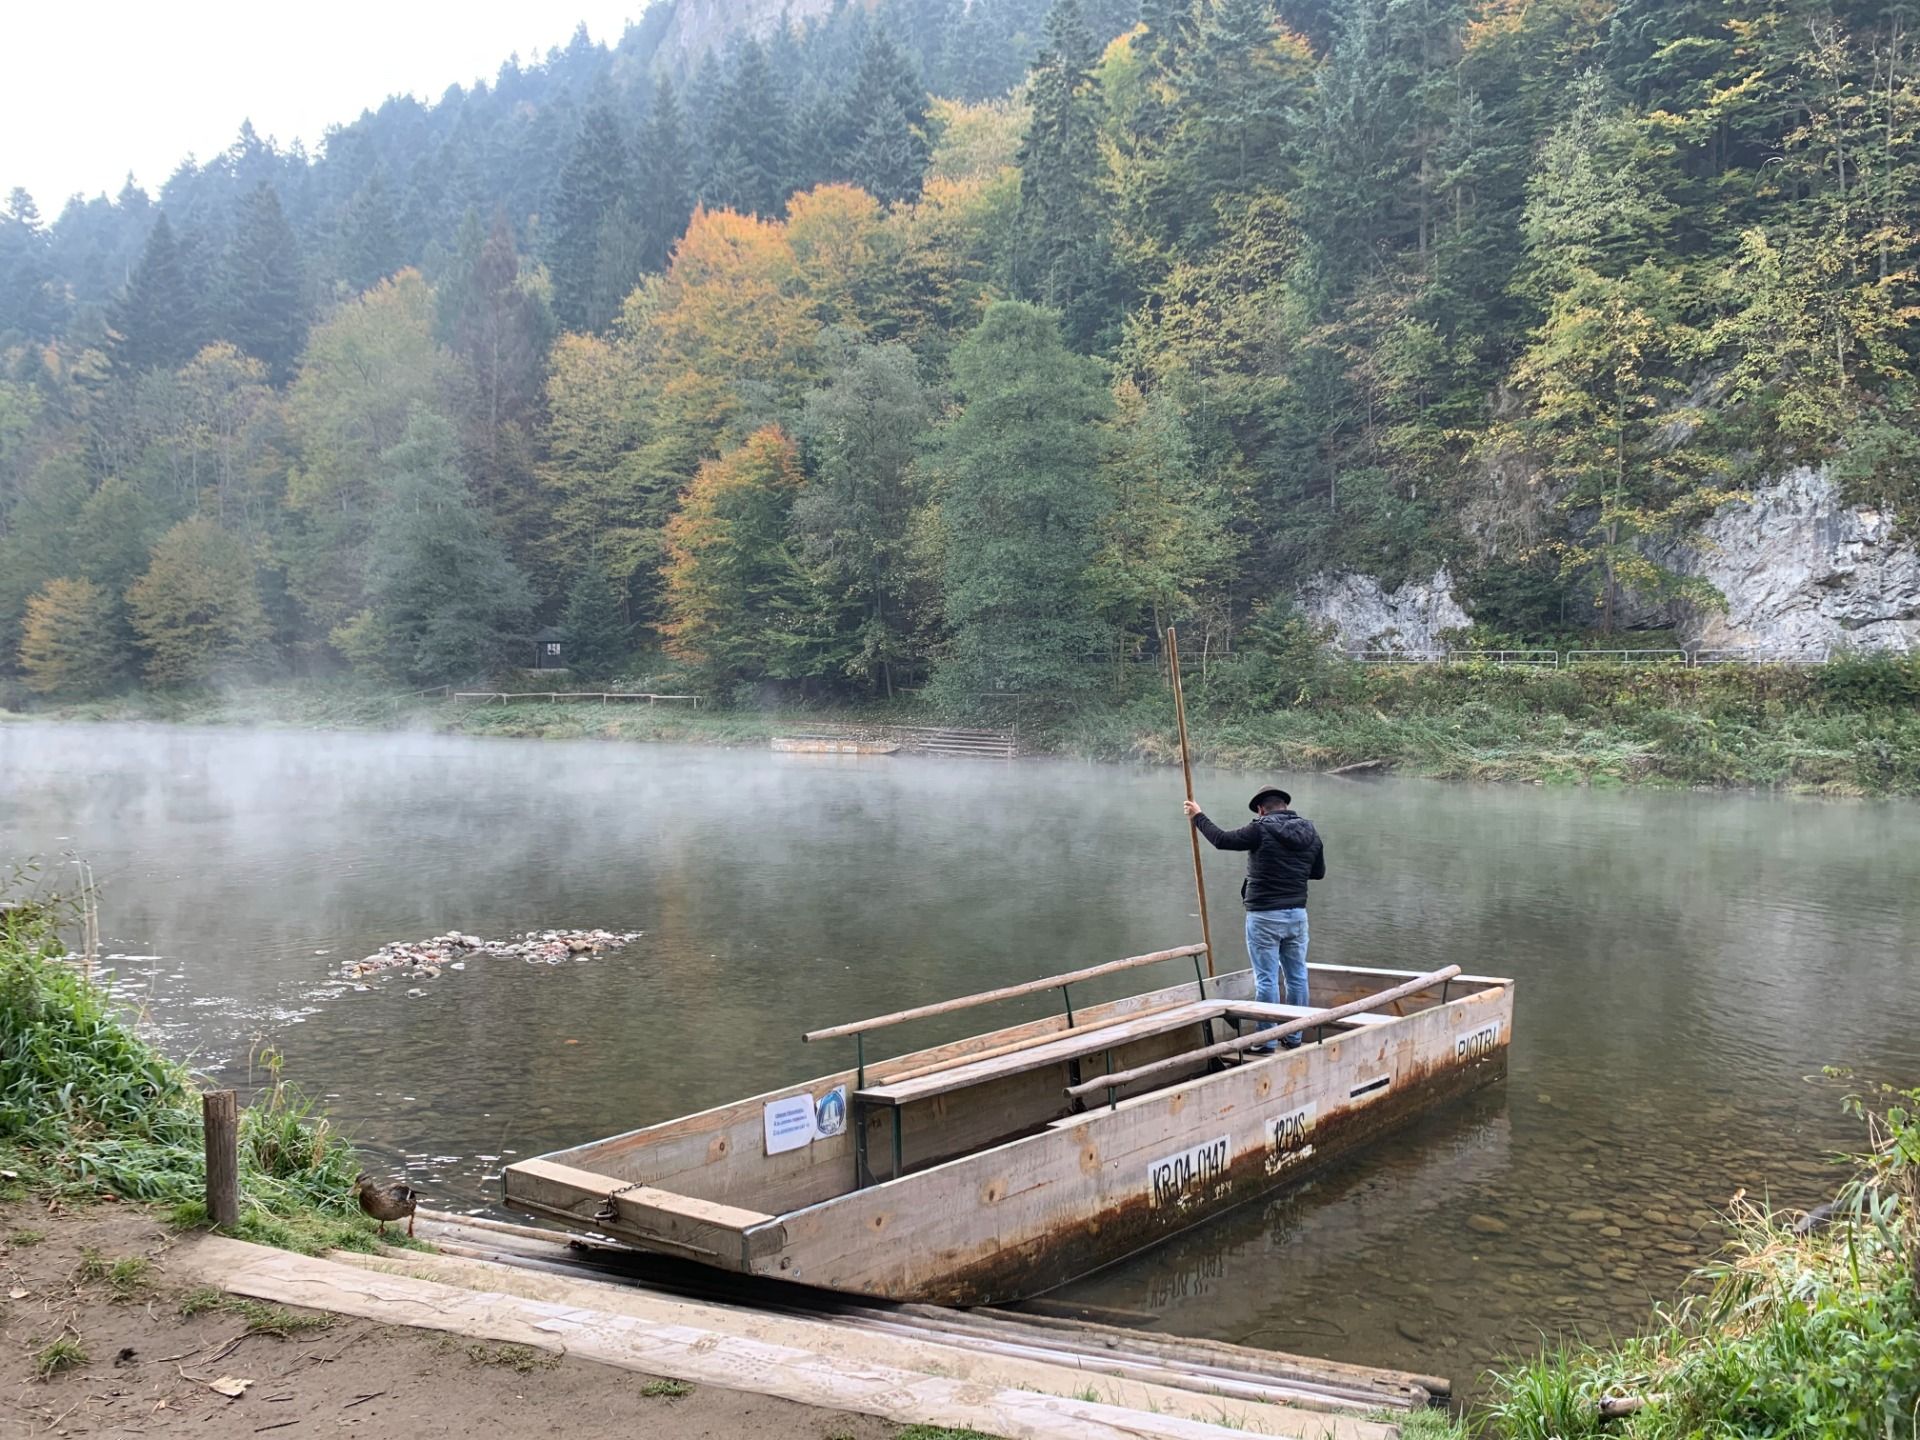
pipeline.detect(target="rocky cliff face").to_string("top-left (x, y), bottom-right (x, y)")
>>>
top-left (1300, 470), bottom-right (1920, 658)
top-left (1671, 467), bottom-right (1920, 656)
top-left (1295, 569), bottom-right (1471, 657)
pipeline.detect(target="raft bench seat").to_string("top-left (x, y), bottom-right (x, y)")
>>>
top-left (852, 999), bottom-right (1229, 1110)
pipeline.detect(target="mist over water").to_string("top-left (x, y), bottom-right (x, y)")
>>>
top-left (5, 720), bottom-right (1917, 1388)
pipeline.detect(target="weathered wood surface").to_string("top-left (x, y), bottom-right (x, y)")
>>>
top-left (1223, 1003), bottom-right (1397, 1029)
top-left (173, 1236), bottom-right (1389, 1440)
top-left (751, 984), bottom-right (1512, 1304)
top-left (508, 1157), bottom-right (776, 1268)
top-left (1066, 967), bottom-right (1463, 1099)
top-left (873, 997), bottom-right (1199, 1087)
top-left (524, 959), bottom-right (1244, 1216)
top-left (201, 1090), bottom-right (239, 1228)
top-left (858, 1001), bottom-right (1227, 1108)
top-left (805, 943), bottom-right (1209, 1042)
top-left (505, 960), bottom-right (1513, 1301)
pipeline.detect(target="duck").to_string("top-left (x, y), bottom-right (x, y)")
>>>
top-left (352, 1173), bottom-right (419, 1237)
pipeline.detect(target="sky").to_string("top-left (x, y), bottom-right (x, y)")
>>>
top-left (0, 1), bottom-right (648, 213)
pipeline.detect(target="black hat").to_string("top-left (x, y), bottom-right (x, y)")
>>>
top-left (1248, 786), bottom-right (1291, 813)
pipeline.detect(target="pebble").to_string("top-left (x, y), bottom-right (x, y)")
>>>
top-left (1567, 1208), bottom-right (1607, 1224)
top-left (1598, 1225), bottom-right (1623, 1238)
top-left (1467, 1214), bottom-right (1510, 1235)
top-left (1395, 1319), bottom-right (1427, 1344)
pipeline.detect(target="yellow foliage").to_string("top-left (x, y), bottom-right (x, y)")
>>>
top-left (18, 577), bottom-right (121, 698)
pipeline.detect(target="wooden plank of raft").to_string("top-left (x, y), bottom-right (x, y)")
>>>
top-left (1224, 1003), bottom-right (1397, 1028)
top-left (858, 1001), bottom-right (1228, 1108)
top-left (1065, 967), bottom-right (1462, 1099)
top-left (873, 998), bottom-right (1198, 1086)
top-left (804, 943), bottom-right (1209, 1042)
top-left (508, 1158), bottom-right (777, 1264)
top-left (176, 1236), bottom-right (1357, 1440)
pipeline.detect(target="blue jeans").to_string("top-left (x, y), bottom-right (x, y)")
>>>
top-left (1245, 908), bottom-right (1310, 1049)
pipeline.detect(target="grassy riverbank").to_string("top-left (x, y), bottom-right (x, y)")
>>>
top-left (1489, 1085), bottom-right (1920, 1440)
top-left (15, 652), bottom-right (1920, 796)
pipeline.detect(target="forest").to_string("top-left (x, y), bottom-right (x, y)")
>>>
top-left (1, 0), bottom-right (1917, 713)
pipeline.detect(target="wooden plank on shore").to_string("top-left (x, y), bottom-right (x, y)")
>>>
top-left (171, 1236), bottom-right (1391, 1440)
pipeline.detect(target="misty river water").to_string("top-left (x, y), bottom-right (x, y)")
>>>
top-left (4, 720), bottom-right (1919, 1391)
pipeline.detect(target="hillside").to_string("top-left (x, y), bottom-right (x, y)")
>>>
top-left (1, 0), bottom-right (1917, 712)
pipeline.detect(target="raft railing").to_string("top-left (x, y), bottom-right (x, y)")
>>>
top-left (802, 943), bottom-right (1212, 1091)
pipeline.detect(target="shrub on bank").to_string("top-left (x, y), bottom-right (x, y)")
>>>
top-left (1491, 1086), bottom-right (1920, 1440)
top-left (0, 892), bottom-right (369, 1249)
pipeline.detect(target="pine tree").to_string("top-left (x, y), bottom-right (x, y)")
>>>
top-left (222, 184), bottom-right (308, 384)
top-left (337, 167), bottom-right (404, 292)
top-left (0, 189), bottom-right (65, 342)
top-left (706, 39), bottom-right (792, 217)
top-left (344, 408), bottom-right (533, 683)
top-left (559, 547), bottom-right (631, 680)
top-left (18, 577), bottom-right (127, 698)
top-left (443, 212), bottom-right (550, 544)
top-left (837, 29), bottom-right (933, 203)
top-left (548, 103), bottom-right (633, 332)
top-left (107, 213), bottom-right (204, 374)
top-left (635, 72), bottom-right (695, 271)
top-left (793, 340), bottom-right (934, 696)
top-left (1011, 0), bottom-right (1120, 351)
top-left (930, 302), bottom-right (1113, 711)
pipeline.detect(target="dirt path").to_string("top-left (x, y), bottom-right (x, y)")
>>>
top-left (0, 1199), bottom-right (909, 1439)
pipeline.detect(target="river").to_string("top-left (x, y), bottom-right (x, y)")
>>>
top-left (4, 721), bottom-right (1917, 1392)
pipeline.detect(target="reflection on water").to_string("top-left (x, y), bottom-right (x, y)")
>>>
top-left (4, 721), bottom-right (1917, 1393)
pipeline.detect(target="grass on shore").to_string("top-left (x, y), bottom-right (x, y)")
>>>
top-left (15, 654), bottom-right (1920, 795)
top-left (1488, 1083), bottom-right (1920, 1440)
top-left (0, 891), bottom-right (374, 1253)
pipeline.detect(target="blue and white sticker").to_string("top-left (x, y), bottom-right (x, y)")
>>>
top-left (815, 1084), bottom-right (847, 1138)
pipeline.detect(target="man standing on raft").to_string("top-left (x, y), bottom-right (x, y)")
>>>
top-left (1182, 787), bottom-right (1326, 1053)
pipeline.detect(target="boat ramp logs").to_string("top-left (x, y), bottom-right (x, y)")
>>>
top-left (338, 929), bottom-right (641, 987)
top-left (171, 1211), bottom-right (1450, 1440)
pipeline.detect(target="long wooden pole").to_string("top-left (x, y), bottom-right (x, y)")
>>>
top-left (1166, 628), bottom-right (1216, 978)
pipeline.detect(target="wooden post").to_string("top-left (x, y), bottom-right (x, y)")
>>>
top-left (202, 1090), bottom-right (240, 1228)
top-left (1166, 628), bottom-right (1216, 978)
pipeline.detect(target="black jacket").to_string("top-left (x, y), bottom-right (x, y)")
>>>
top-left (1193, 810), bottom-right (1326, 911)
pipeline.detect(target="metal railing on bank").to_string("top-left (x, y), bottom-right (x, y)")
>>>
top-left (1337, 645), bottom-right (1842, 669)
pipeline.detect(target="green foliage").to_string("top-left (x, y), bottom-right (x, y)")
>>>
top-left (1490, 1089), bottom-right (1920, 1440)
top-left (32, 1336), bottom-right (87, 1380)
top-left (106, 214), bottom-right (203, 375)
top-left (8, 0), bottom-right (1920, 713)
top-left (345, 409), bottom-right (533, 685)
top-left (794, 338), bottom-right (934, 696)
top-left (929, 302), bottom-right (1112, 713)
top-left (221, 184), bottom-right (308, 384)
top-left (0, 890), bottom-right (367, 1228)
top-left (126, 518), bottom-right (271, 686)
top-left (1011, 0), bottom-right (1120, 351)
top-left (559, 549), bottom-right (631, 681)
